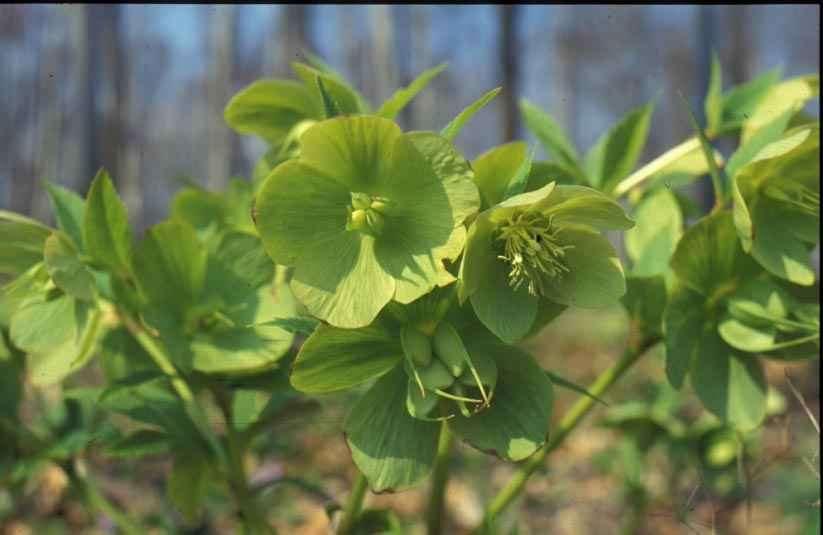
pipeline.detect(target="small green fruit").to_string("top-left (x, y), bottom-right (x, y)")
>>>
top-left (432, 322), bottom-right (467, 377)
top-left (401, 326), bottom-right (433, 367)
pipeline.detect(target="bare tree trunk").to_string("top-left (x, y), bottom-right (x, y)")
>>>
top-left (410, 6), bottom-right (434, 130)
top-left (697, 5), bottom-right (717, 211)
top-left (499, 5), bottom-right (521, 142)
top-left (555, 19), bottom-right (579, 149)
top-left (278, 5), bottom-right (312, 73)
top-left (726, 5), bottom-right (750, 85)
top-left (207, 6), bottom-right (235, 190)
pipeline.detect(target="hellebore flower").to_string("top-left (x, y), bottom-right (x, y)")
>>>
top-left (254, 116), bottom-right (480, 328)
top-left (288, 286), bottom-right (553, 492)
top-left (459, 182), bottom-right (635, 342)
top-left (730, 124), bottom-right (820, 286)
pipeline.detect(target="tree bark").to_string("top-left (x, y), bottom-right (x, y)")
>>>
top-left (499, 5), bottom-right (521, 142)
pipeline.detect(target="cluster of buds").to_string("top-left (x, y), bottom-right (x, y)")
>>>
top-left (346, 192), bottom-right (392, 236)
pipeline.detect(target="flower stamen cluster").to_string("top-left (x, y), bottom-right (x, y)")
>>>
top-left (347, 192), bottom-right (391, 235)
top-left (495, 210), bottom-right (573, 296)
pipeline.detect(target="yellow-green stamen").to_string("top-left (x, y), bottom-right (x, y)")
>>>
top-left (347, 192), bottom-right (392, 235)
top-left (495, 210), bottom-right (573, 296)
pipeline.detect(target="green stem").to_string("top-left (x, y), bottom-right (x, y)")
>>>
top-left (67, 459), bottom-right (142, 535)
top-left (477, 338), bottom-right (657, 528)
top-left (427, 423), bottom-right (455, 535)
top-left (119, 310), bottom-right (227, 468)
top-left (337, 471), bottom-right (369, 535)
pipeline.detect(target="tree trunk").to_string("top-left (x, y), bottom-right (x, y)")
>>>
top-left (369, 5), bottom-right (398, 106)
top-left (499, 5), bottom-right (521, 142)
top-left (207, 6), bottom-right (235, 190)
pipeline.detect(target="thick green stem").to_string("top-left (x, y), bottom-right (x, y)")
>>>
top-left (119, 311), bottom-right (227, 468)
top-left (427, 423), bottom-right (455, 535)
top-left (337, 471), bottom-right (369, 534)
top-left (477, 339), bottom-right (657, 528)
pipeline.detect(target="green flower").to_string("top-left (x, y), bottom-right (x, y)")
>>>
top-left (731, 124), bottom-right (820, 285)
top-left (289, 287), bottom-right (553, 492)
top-left (459, 182), bottom-right (634, 342)
top-left (254, 115), bottom-right (480, 328)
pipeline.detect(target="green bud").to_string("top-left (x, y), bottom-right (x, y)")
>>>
top-left (416, 358), bottom-right (454, 391)
top-left (401, 326), bottom-right (433, 367)
top-left (432, 322), bottom-right (467, 377)
top-left (370, 199), bottom-right (389, 213)
top-left (349, 209), bottom-right (367, 230)
top-left (351, 192), bottom-right (372, 211)
top-left (365, 209), bottom-right (385, 235)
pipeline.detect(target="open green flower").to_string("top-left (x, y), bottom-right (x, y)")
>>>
top-left (289, 287), bottom-right (553, 492)
top-left (254, 116), bottom-right (479, 328)
top-left (458, 182), bottom-right (634, 342)
top-left (731, 124), bottom-right (819, 286)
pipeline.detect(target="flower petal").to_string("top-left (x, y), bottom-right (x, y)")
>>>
top-left (542, 184), bottom-right (635, 230)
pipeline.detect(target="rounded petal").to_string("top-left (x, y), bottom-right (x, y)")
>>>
top-left (542, 184), bottom-right (635, 230)
top-left (541, 227), bottom-right (626, 308)
top-left (255, 161), bottom-right (351, 265)
top-left (291, 232), bottom-right (395, 328)
top-left (457, 213), bottom-right (497, 303)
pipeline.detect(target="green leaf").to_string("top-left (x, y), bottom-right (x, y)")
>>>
top-left (224, 79), bottom-right (320, 144)
top-left (741, 74), bottom-right (819, 143)
top-left (449, 339), bottom-right (553, 461)
top-left (681, 94), bottom-right (725, 203)
top-left (585, 101), bottom-right (655, 192)
top-left (625, 188), bottom-right (683, 276)
top-left (133, 220), bottom-right (207, 316)
top-left (10, 295), bottom-right (102, 385)
top-left (541, 184), bottom-right (635, 230)
top-left (260, 316), bottom-right (319, 336)
top-left (189, 325), bottom-right (292, 376)
top-left (45, 182), bottom-right (86, 250)
top-left (519, 99), bottom-right (582, 173)
top-left (526, 160), bottom-right (583, 189)
top-left (377, 63), bottom-right (447, 120)
top-left (44, 232), bottom-right (96, 301)
top-left (168, 450), bottom-right (212, 522)
top-left (317, 76), bottom-right (343, 118)
top-left (345, 365), bottom-right (440, 491)
top-left (291, 323), bottom-right (402, 393)
top-left (440, 87), bottom-right (501, 142)
top-left (232, 389), bottom-right (269, 431)
top-left (662, 284), bottom-right (706, 389)
top-left (622, 275), bottom-right (667, 339)
top-left (292, 62), bottom-right (364, 115)
top-left (690, 333), bottom-right (767, 431)
top-left (349, 508), bottom-right (404, 535)
top-left (83, 170), bottom-right (133, 276)
top-left (670, 211), bottom-right (758, 297)
top-left (170, 186), bottom-right (225, 233)
top-left (104, 429), bottom-right (170, 459)
top-left (705, 53), bottom-right (724, 136)
top-left (714, 68), bottom-right (781, 135)
top-left (725, 109), bottom-right (795, 179)
top-left (0, 211), bottom-right (51, 277)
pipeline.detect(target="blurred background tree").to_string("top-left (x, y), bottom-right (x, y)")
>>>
top-left (0, 5), bottom-right (819, 231)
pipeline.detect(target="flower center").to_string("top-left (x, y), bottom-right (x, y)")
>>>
top-left (495, 210), bottom-right (573, 296)
top-left (764, 182), bottom-right (820, 218)
top-left (347, 192), bottom-right (391, 235)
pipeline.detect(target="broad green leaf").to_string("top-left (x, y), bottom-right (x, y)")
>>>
top-left (45, 182), bottom-right (86, 250)
top-left (0, 333), bottom-right (24, 420)
top-left (542, 185), bottom-right (635, 230)
top-left (168, 450), bottom-right (212, 522)
top-left (170, 186), bottom-right (225, 233)
top-left (189, 325), bottom-right (292, 376)
top-left (670, 211), bottom-right (758, 297)
top-left (526, 160), bottom-right (582, 190)
top-left (622, 275), bottom-right (667, 339)
top-left (662, 284), bottom-right (706, 388)
top-left (292, 62), bottom-right (363, 115)
top-left (725, 109), bottom-right (795, 179)
top-left (449, 339), bottom-right (552, 461)
top-left (741, 74), bottom-right (819, 143)
top-left (260, 316), bottom-right (319, 336)
top-left (625, 188), bottom-right (682, 276)
top-left (231, 389), bottom-right (269, 431)
top-left (440, 87), bottom-right (501, 142)
top-left (224, 79), bottom-right (319, 144)
top-left (133, 220), bottom-right (207, 316)
top-left (0, 212), bottom-right (51, 277)
top-left (705, 53), bottom-right (723, 135)
top-left (44, 232), bottom-right (96, 301)
top-left (377, 63), bottom-right (447, 120)
top-left (349, 508), bottom-right (403, 535)
top-left (714, 68), bottom-right (781, 135)
top-left (520, 99), bottom-right (582, 173)
top-left (472, 142), bottom-right (529, 209)
top-left (10, 295), bottom-right (103, 385)
top-left (317, 76), bottom-right (343, 118)
top-left (83, 170), bottom-right (133, 276)
top-left (291, 323), bottom-right (402, 393)
top-left (345, 365), bottom-right (440, 491)
top-left (585, 101), bottom-right (655, 192)
top-left (690, 332), bottom-right (767, 431)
